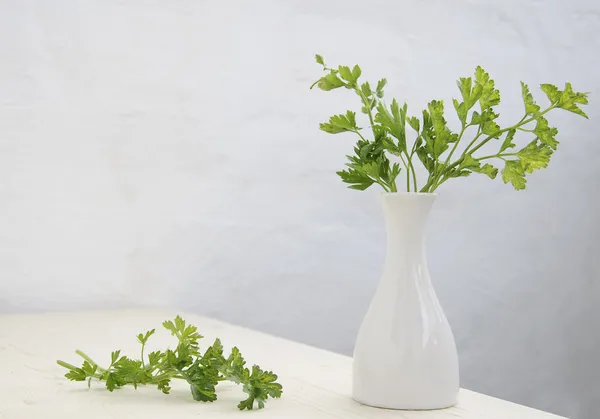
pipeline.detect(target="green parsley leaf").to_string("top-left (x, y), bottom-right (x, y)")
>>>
top-left (521, 82), bottom-right (540, 115)
top-left (147, 350), bottom-right (164, 368)
top-left (237, 365), bottom-right (283, 411)
top-left (540, 82), bottom-right (588, 117)
top-left (407, 116), bottom-right (420, 132)
top-left (339, 135), bottom-right (391, 191)
top-left (459, 154), bottom-right (480, 170)
top-left (517, 140), bottom-right (553, 173)
top-left (425, 100), bottom-right (455, 158)
top-left (315, 54), bottom-right (325, 66)
top-left (352, 65), bottom-right (362, 81)
top-left (460, 155), bottom-right (498, 179)
top-left (317, 72), bottom-right (345, 91)
top-left (320, 111), bottom-right (359, 134)
top-left (375, 99), bottom-right (407, 149)
top-left (111, 350), bottom-right (121, 365)
top-left (113, 357), bottom-right (151, 389)
top-left (361, 81), bottom-right (372, 97)
top-left (475, 66), bottom-right (501, 110)
top-left (337, 169), bottom-right (375, 190)
top-left (540, 83), bottom-right (561, 103)
top-left (157, 379), bottom-right (171, 394)
top-left (81, 361), bottom-right (97, 377)
top-left (65, 367), bottom-right (87, 381)
top-left (137, 329), bottom-right (156, 345)
top-left (338, 66), bottom-right (354, 83)
top-left (499, 129), bottom-right (516, 153)
top-left (502, 160), bottom-right (527, 190)
top-left (472, 109), bottom-right (500, 136)
top-left (188, 361), bottom-right (220, 402)
top-left (105, 372), bottom-right (123, 392)
top-left (376, 78), bottom-right (387, 98)
top-left (416, 146), bottom-right (435, 173)
top-left (453, 98), bottom-right (467, 124)
top-left (557, 82), bottom-right (589, 118)
top-left (455, 75), bottom-right (482, 115)
top-left (474, 163), bottom-right (498, 179)
top-left (457, 77), bottom-right (472, 103)
top-left (533, 117), bottom-right (559, 150)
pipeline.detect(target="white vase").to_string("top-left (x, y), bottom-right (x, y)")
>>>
top-left (352, 192), bottom-right (459, 410)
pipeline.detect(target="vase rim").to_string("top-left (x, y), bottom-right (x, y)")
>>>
top-left (380, 192), bottom-right (437, 196)
top-left (379, 192), bottom-right (437, 204)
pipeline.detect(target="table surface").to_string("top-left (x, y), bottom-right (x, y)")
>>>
top-left (0, 309), bottom-right (566, 418)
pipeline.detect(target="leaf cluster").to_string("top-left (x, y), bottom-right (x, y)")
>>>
top-left (312, 55), bottom-right (589, 192)
top-left (57, 316), bottom-right (282, 411)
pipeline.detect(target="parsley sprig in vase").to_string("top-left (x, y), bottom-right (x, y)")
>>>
top-left (311, 55), bottom-right (589, 410)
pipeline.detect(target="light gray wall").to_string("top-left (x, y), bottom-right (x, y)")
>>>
top-left (1, 0), bottom-right (598, 418)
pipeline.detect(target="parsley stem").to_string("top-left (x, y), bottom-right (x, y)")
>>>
top-left (151, 372), bottom-right (185, 382)
top-left (444, 123), bottom-right (468, 168)
top-left (468, 105), bottom-right (554, 157)
top-left (430, 122), bottom-right (470, 190)
top-left (353, 129), bottom-right (368, 143)
top-left (399, 154), bottom-right (410, 191)
top-left (462, 125), bottom-right (483, 157)
top-left (477, 152), bottom-right (517, 161)
top-left (57, 360), bottom-right (79, 370)
top-left (403, 150), bottom-right (418, 192)
top-left (467, 121), bottom-right (524, 156)
top-left (355, 88), bottom-right (377, 138)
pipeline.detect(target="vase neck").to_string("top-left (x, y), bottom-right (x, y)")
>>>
top-left (379, 193), bottom-right (435, 277)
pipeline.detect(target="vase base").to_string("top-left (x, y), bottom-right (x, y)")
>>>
top-left (352, 395), bottom-right (457, 411)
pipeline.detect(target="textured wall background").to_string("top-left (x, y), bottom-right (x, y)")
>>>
top-left (1, 1), bottom-right (599, 417)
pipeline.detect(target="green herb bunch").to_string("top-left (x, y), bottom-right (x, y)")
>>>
top-left (57, 316), bottom-right (282, 410)
top-left (311, 54), bottom-right (589, 192)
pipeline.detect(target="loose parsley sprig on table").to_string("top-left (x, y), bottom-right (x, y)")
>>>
top-left (56, 316), bottom-right (282, 410)
top-left (311, 54), bottom-right (589, 192)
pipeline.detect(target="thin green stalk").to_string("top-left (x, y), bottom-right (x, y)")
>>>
top-left (477, 152), bottom-right (517, 161)
top-left (356, 89), bottom-right (377, 138)
top-left (57, 360), bottom-right (80, 370)
top-left (420, 175), bottom-right (437, 193)
top-left (141, 343), bottom-right (146, 369)
top-left (444, 123), bottom-right (469, 167)
top-left (467, 127), bottom-right (518, 156)
top-left (404, 152), bottom-right (417, 191)
top-left (353, 129), bottom-right (368, 143)
top-left (429, 122), bottom-right (470, 190)
top-left (408, 136), bottom-right (422, 191)
top-left (374, 177), bottom-right (391, 192)
top-left (151, 371), bottom-right (185, 383)
top-left (388, 178), bottom-right (398, 193)
top-left (462, 124), bottom-right (483, 156)
top-left (429, 180), bottom-right (444, 193)
top-left (398, 153), bottom-right (411, 192)
top-left (468, 106), bottom-right (554, 156)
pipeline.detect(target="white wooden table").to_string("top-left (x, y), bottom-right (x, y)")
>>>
top-left (0, 309), bottom-right (565, 418)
